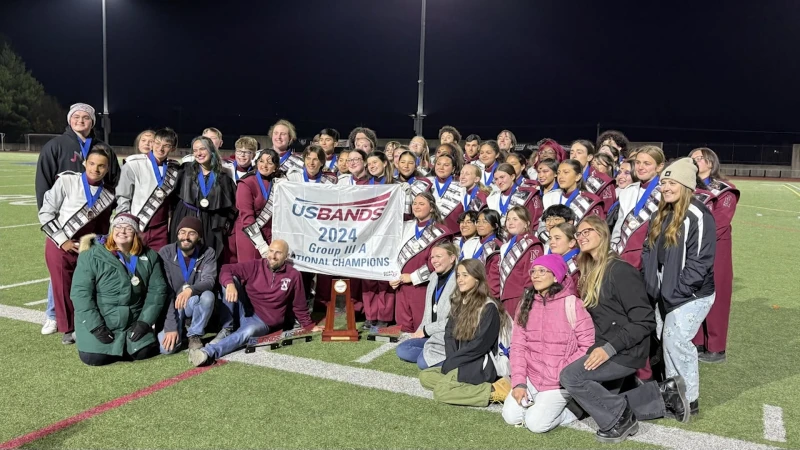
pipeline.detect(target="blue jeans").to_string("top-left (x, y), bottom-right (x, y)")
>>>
top-left (202, 302), bottom-right (268, 360)
top-left (656, 293), bottom-right (715, 402)
top-left (217, 289), bottom-right (236, 330)
top-left (396, 338), bottom-right (438, 370)
top-left (157, 291), bottom-right (215, 354)
top-left (46, 281), bottom-right (55, 320)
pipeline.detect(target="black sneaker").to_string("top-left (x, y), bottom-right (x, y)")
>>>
top-left (373, 321), bottom-right (389, 329)
top-left (699, 351), bottom-right (726, 363)
top-left (61, 332), bottom-right (75, 345)
top-left (596, 401), bottom-right (639, 443)
top-left (659, 376), bottom-right (690, 423)
top-left (361, 320), bottom-right (375, 330)
top-left (695, 344), bottom-right (706, 354)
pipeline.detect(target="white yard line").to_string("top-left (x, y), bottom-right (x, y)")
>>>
top-left (763, 405), bottom-right (786, 442)
top-left (354, 342), bottom-right (399, 363)
top-left (23, 299), bottom-right (48, 306)
top-left (0, 184), bottom-right (34, 188)
top-left (0, 223), bottom-right (39, 230)
top-left (0, 278), bottom-right (49, 290)
top-left (0, 304), bottom-right (782, 450)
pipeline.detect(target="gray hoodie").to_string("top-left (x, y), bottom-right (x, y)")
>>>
top-left (157, 242), bottom-right (217, 332)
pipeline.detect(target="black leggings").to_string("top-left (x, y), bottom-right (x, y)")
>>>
top-left (79, 342), bottom-right (160, 367)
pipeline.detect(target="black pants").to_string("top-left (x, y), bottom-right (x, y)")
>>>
top-left (79, 342), bottom-right (160, 367)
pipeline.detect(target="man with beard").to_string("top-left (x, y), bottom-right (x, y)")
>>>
top-left (189, 240), bottom-right (321, 366)
top-left (157, 217), bottom-right (217, 354)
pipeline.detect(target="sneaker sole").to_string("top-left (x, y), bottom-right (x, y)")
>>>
top-left (595, 421), bottom-right (639, 444)
top-left (672, 375), bottom-right (691, 423)
top-left (188, 350), bottom-right (209, 367)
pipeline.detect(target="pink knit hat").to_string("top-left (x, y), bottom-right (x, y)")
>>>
top-left (530, 254), bottom-right (568, 283)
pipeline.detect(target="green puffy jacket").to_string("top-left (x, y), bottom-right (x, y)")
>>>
top-left (70, 234), bottom-right (168, 356)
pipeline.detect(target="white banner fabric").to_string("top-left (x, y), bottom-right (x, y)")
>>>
top-left (272, 182), bottom-right (403, 281)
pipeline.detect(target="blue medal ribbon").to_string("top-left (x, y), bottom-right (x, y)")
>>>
top-left (326, 154), bottom-right (337, 170)
top-left (434, 271), bottom-right (453, 307)
top-left (499, 186), bottom-right (517, 215)
top-left (117, 252), bottom-right (138, 277)
top-left (197, 171), bottom-right (216, 201)
top-left (303, 169), bottom-right (322, 183)
top-left (256, 174), bottom-right (272, 202)
top-left (703, 177), bottom-right (711, 186)
top-left (483, 162), bottom-right (498, 186)
top-left (434, 176), bottom-right (452, 197)
top-left (502, 235), bottom-right (519, 259)
top-left (463, 186), bottom-right (478, 210)
top-left (81, 172), bottom-right (103, 209)
top-left (148, 151), bottom-right (166, 187)
top-left (562, 248), bottom-right (580, 262)
top-left (415, 220), bottom-right (429, 240)
top-left (369, 176), bottom-right (386, 185)
top-left (279, 151), bottom-right (292, 167)
top-left (78, 137), bottom-right (92, 159)
top-left (634, 176), bottom-right (659, 216)
top-left (561, 189), bottom-right (580, 208)
top-left (178, 245), bottom-right (199, 284)
top-left (407, 176), bottom-right (416, 185)
top-left (582, 165), bottom-right (591, 181)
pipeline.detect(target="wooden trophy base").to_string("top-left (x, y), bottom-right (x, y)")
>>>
top-left (321, 279), bottom-right (360, 342)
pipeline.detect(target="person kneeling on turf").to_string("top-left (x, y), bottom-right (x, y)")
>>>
top-left (188, 240), bottom-right (321, 366)
top-left (70, 214), bottom-right (167, 366)
top-left (157, 216), bottom-right (217, 354)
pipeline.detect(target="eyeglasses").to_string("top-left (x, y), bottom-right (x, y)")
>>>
top-left (235, 150), bottom-right (254, 156)
top-left (544, 217), bottom-right (565, 224)
top-left (115, 225), bottom-right (135, 234)
top-left (575, 228), bottom-right (598, 238)
top-left (529, 268), bottom-right (551, 277)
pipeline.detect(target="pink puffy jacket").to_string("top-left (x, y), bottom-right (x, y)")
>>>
top-left (509, 278), bottom-right (595, 391)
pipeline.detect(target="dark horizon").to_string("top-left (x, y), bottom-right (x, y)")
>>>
top-left (3, 0), bottom-right (800, 151)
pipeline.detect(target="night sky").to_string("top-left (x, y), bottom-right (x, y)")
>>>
top-left (2, 0), bottom-right (800, 147)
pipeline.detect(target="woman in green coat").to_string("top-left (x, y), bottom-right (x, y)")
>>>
top-left (71, 213), bottom-right (168, 366)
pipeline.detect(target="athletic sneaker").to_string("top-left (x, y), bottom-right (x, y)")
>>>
top-left (210, 328), bottom-right (232, 345)
top-left (188, 336), bottom-right (203, 350)
top-left (188, 348), bottom-right (210, 367)
top-left (61, 332), bottom-right (75, 345)
top-left (41, 318), bottom-right (58, 335)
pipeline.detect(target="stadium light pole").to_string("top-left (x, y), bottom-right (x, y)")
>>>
top-left (101, 0), bottom-right (111, 144)
top-left (411, 0), bottom-right (427, 136)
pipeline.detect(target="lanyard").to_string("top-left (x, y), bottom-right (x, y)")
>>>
top-left (582, 165), bottom-right (591, 181)
top-left (117, 252), bottom-right (138, 277)
top-left (81, 172), bottom-right (103, 208)
top-left (463, 186), bottom-right (478, 210)
top-left (303, 169), bottom-right (322, 183)
top-left (178, 245), bottom-right (199, 284)
top-left (703, 177), bottom-right (711, 186)
top-left (233, 161), bottom-right (251, 182)
top-left (635, 176), bottom-right (659, 216)
top-left (326, 154), bottom-right (337, 170)
top-left (415, 221), bottom-right (429, 240)
top-left (434, 176), bottom-right (452, 197)
top-left (148, 152), bottom-right (166, 187)
top-left (434, 271), bottom-right (453, 306)
top-left (279, 151), bottom-right (291, 166)
top-left (197, 171), bottom-right (216, 199)
top-left (499, 186), bottom-right (517, 215)
top-left (503, 235), bottom-right (519, 259)
top-left (369, 176), bottom-right (386, 185)
top-left (78, 137), bottom-right (92, 159)
top-left (483, 162), bottom-right (498, 186)
top-left (459, 238), bottom-right (483, 260)
top-left (562, 248), bottom-right (580, 262)
top-left (256, 174), bottom-right (272, 202)
top-left (561, 189), bottom-right (580, 208)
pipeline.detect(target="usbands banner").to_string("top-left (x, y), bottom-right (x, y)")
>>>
top-left (273, 182), bottom-right (403, 281)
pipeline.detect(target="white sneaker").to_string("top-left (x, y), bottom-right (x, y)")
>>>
top-left (41, 318), bottom-right (58, 335)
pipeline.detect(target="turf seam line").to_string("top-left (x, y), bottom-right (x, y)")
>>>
top-left (0, 362), bottom-right (227, 450)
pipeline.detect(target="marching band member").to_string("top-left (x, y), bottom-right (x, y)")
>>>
top-left (390, 192), bottom-right (455, 332)
top-left (463, 134), bottom-right (482, 165)
top-left (270, 119), bottom-right (304, 173)
top-left (487, 163), bottom-right (544, 227)
top-left (337, 148), bottom-right (351, 176)
top-left (570, 140), bottom-right (616, 214)
top-left (538, 204), bottom-right (576, 249)
top-left (690, 147), bottom-right (739, 363)
top-left (348, 127), bottom-right (378, 152)
top-left (365, 151), bottom-right (394, 185)
top-left (235, 149), bottom-right (282, 263)
top-left (395, 150), bottom-right (433, 220)
top-left (591, 153), bottom-right (616, 178)
top-left (607, 159), bottom-right (637, 230)
top-left (533, 158), bottom-right (560, 196)
top-left (429, 153), bottom-right (466, 232)
top-left (458, 164), bottom-right (490, 212)
top-left (223, 136), bottom-right (257, 184)
top-left (409, 136), bottom-right (432, 173)
top-left (610, 145), bottom-right (666, 270)
top-left (597, 129), bottom-right (630, 164)
top-left (170, 136), bottom-right (237, 264)
top-left (337, 149), bottom-right (370, 185)
top-left (202, 127), bottom-right (224, 152)
top-left (536, 138), bottom-right (568, 165)
top-left (39, 144), bottom-right (116, 344)
top-left (134, 129), bottom-right (155, 155)
top-left (548, 222), bottom-right (581, 287)
top-left (475, 210), bottom-right (504, 298)
top-left (497, 129), bottom-right (517, 154)
top-left (438, 125), bottom-right (462, 145)
top-left (505, 152), bottom-right (533, 188)
top-left (434, 143), bottom-right (465, 175)
top-left (497, 206), bottom-right (544, 317)
top-left (318, 128), bottom-right (341, 173)
top-left (116, 128), bottom-right (180, 251)
top-left (453, 211), bottom-right (481, 260)
top-left (476, 140), bottom-right (504, 192)
top-left (542, 159), bottom-right (605, 230)
top-left (287, 145), bottom-right (339, 184)
top-left (384, 140), bottom-right (401, 163)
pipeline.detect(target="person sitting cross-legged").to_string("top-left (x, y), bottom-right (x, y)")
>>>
top-left (188, 239), bottom-right (322, 366)
top-left (157, 216), bottom-right (217, 354)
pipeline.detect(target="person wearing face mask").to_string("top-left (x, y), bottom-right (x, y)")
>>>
top-left (642, 158), bottom-right (716, 417)
top-left (269, 119), bottom-right (303, 173)
top-left (549, 222), bottom-right (581, 286)
top-left (396, 242), bottom-right (459, 369)
top-left (560, 216), bottom-right (687, 444)
top-left (156, 217), bottom-right (217, 354)
top-left (458, 164), bottom-right (491, 212)
top-left (419, 259), bottom-right (513, 406)
top-left (475, 210), bottom-right (504, 298)
top-left (287, 145), bottom-right (339, 184)
top-left (487, 164), bottom-right (544, 227)
top-left (453, 211), bottom-right (480, 260)
top-left (170, 136), bottom-right (237, 265)
top-left (70, 214), bottom-right (167, 365)
top-left (570, 140), bottom-right (616, 215)
top-left (542, 160), bottom-right (605, 233)
top-left (116, 128), bottom-right (181, 252)
top-left (337, 149), bottom-right (370, 186)
top-left (497, 206), bottom-right (544, 317)
top-left (463, 134), bottom-right (482, 165)
top-left (688, 148), bottom-right (738, 364)
top-left (221, 137), bottom-right (258, 184)
top-left (502, 254), bottom-right (594, 433)
top-left (39, 145), bottom-right (117, 344)
top-left (389, 192), bottom-right (455, 332)
top-left (428, 153), bottom-right (466, 233)
top-left (475, 140), bottom-right (505, 193)
top-left (317, 128), bottom-right (341, 173)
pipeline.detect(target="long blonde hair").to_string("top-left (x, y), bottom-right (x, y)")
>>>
top-left (577, 216), bottom-right (617, 309)
top-left (648, 184), bottom-right (692, 248)
top-left (449, 259), bottom-right (509, 341)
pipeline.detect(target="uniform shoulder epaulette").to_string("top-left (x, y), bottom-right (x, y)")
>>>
top-left (56, 170), bottom-right (80, 177)
top-left (238, 171), bottom-right (256, 181)
top-left (125, 154), bottom-right (148, 162)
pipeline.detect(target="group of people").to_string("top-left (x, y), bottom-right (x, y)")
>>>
top-left (33, 102), bottom-right (739, 443)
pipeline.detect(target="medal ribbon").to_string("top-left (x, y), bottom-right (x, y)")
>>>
top-left (197, 171), bottom-right (216, 199)
top-left (81, 172), bottom-right (103, 208)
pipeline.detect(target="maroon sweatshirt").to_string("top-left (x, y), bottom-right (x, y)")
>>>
top-left (220, 260), bottom-right (313, 329)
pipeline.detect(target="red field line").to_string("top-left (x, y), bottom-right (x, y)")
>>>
top-left (0, 361), bottom-right (227, 450)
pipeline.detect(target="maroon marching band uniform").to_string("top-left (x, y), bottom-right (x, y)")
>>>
top-left (693, 179), bottom-right (739, 353)
top-left (429, 176), bottom-right (466, 234)
top-left (395, 221), bottom-right (454, 332)
top-left (234, 172), bottom-right (274, 262)
top-left (497, 232), bottom-right (544, 318)
top-left (477, 235), bottom-right (503, 299)
top-left (585, 168), bottom-right (618, 215)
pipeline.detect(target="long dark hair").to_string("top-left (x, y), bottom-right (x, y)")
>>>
top-left (690, 147), bottom-right (726, 181)
top-left (517, 281), bottom-right (565, 327)
top-left (413, 191), bottom-right (444, 225)
top-left (189, 136), bottom-right (223, 179)
top-left (559, 159), bottom-right (586, 192)
top-left (367, 150), bottom-right (394, 183)
top-left (450, 259), bottom-right (508, 341)
top-left (477, 209), bottom-right (504, 241)
top-left (256, 148), bottom-right (283, 180)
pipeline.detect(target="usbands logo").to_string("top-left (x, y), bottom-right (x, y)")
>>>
top-left (291, 192), bottom-right (389, 221)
